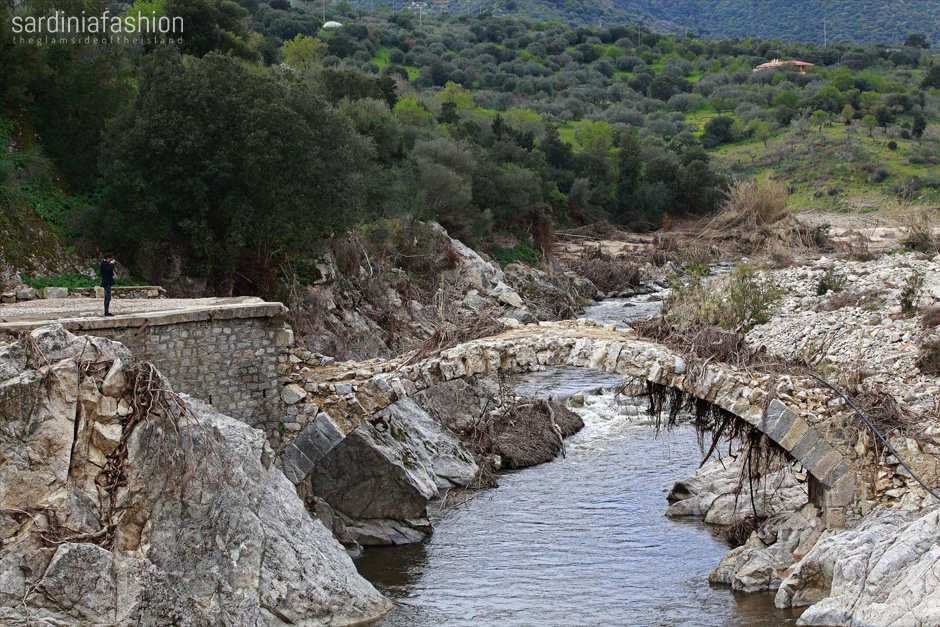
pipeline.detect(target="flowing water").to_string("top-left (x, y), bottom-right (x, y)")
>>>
top-left (355, 289), bottom-right (803, 626)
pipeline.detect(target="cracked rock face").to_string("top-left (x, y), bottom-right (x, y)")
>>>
top-left (776, 505), bottom-right (940, 627)
top-left (0, 325), bottom-right (391, 626)
top-left (307, 396), bottom-right (478, 546)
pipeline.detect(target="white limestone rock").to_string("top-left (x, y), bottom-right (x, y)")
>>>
top-left (777, 505), bottom-right (940, 627)
top-left (0, 326), bottom-right (392, 626)
top-left (307, 396), bottom-right (477, 545)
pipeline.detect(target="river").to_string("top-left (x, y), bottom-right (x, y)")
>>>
top-left (355, 290), bottom-right (803, 626)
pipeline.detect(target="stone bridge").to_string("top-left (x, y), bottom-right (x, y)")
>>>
top-left (278, 319), bottom-right (858, 528)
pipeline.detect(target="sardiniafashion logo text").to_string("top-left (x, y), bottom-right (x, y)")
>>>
top-left (10, 10), bottom-right (184, 46)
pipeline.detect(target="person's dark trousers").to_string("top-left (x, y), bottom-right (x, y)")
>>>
top-left (104, 285), bottom-right (112, 315)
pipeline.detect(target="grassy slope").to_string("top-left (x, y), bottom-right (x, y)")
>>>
top-left (711, 121), bottom-right (940, 213)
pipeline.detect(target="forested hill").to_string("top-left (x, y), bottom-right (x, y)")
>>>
top-left (627, 0), bottom-right (939, 46)
top-left (357, 0), bottom-right (940, 46)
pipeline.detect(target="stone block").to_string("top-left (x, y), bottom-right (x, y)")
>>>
top-left (801, 440), bottom-right (832, 474)
top-left (275, 328), bottom-right (294, 347)
top-left (281, 384), bottom-right (307, 405)
top-left (91, 421), bottom-right (123, 456)
top-left (766, 406), bottom-right (799, 443)
top-left (820, 461), bottom-right (849, 489)
top-left (44, 286), bottom-right (69, 299)
top-left (811, 449), bottom-right (843, 483)
top-left (101, 359), bottom-right (125, 396)
top-left (292, 413), bottom-right (346, 467)
top-left (281, 443), bottom-right (314, 484)
top-left (824, 472), bottom-right (856, 508)
top-left (790, 428), bottom-right (821, 460)
top-left (762, 398), bottom-right (787, 429)
top-left (776, 419), bottom-right (807, 451)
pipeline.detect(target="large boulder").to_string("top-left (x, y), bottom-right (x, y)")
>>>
top-left (666, 452), bottom-right (807, 526)
top-left (776, 505), bottom-right (940, 627)
top-left (0, 325), bottom-right (391, 626)
top-left (307, 396), bottom-right (477, 545)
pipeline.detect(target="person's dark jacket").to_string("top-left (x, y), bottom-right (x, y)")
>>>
top-left (100, 259), bottom-right (115, 287)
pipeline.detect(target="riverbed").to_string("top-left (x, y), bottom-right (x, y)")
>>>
top-left (354, 293), bottom-right (803, 626)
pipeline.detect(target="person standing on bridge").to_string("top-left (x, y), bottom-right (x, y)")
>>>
top-left (100, 253), bottom-right (116, 317)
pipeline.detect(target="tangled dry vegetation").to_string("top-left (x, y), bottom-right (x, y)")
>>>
top-left (632, 315), bottom-right (918, 447)
top-left (404, 310), bottom-right (507, 363)
top-left (644, 379), bottom-right (799, 546)
top-left (443, 381), bottom-right (583, 489)
top-left (696, 181), bottom-right (831, 264)
top-left (568, 245), bottom-right (643, 294)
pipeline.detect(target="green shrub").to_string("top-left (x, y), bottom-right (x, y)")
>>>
top-left (724, 263), bottom-right (782, 331)
top-left (490, 238), bottom-right (539, 267)
top-left (816, 267), bottom-right (846, 296)
top-left (900, 270), bottom-right (924, 315)
top-left (664, 262), bottom-right (781, 332)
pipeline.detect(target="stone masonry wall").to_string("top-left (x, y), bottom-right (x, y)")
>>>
top-left (75, 315), bottom-right (292, 432)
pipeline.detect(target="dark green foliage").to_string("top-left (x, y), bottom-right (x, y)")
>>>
top-left (98, 48), bottom-right (364, 284)
top-left (912, 113), bottom-right (927, 139)
top-left (816, 267), bottom-right (846, 296)
top-left (922, 65), bottom-right (940, 90)
top-left (702, 116), bottom-right (735, 148)
top-left (5, 0), bottom-right (940, 293)
top-left (165, 0), bottom-right (257, 60)
top-left (490, 238), bottom-right (539, 266)
top-left (319, 67), bottom-right (398, 108)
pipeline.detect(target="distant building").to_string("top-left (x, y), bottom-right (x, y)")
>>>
top-left (753, 59), bottom-right (815, 74)
top-left (323, 20), bottom-right (343, 28)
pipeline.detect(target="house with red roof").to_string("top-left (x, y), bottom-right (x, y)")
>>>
top-left (753, 59), bottom-right (815, 74)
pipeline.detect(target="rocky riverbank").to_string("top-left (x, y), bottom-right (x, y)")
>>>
top-left (0, 326), bottom-right (391, 625)
top-left (661, 249), bottom-right (940, 626)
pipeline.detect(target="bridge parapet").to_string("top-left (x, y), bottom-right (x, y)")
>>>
top-left (0, 297), bottom-right (292, 431)
top-left (279, 319), bottom-right (858, 527)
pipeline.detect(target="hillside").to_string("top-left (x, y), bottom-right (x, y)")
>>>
top-left (2, 0), bottom-right (939, 293)
top-left (355, 0), bottom-right (940, 46)
top-left (621, 0), bottom-right (940, 46)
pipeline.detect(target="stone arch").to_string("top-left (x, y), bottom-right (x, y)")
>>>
top-left (280, 322), bottom-right (856, 527)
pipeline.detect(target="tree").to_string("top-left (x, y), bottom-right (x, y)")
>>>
top-left (903, 33), bottom-right (930, 49)
top-left (393, 94), bottom-right (434, 127)
top-left (840, 104), bottom-right (856, 125)
top-left (702, 115), bottom-right (735, 147)
top-left (811, 109), bottom-right (829, 132)
top-left (709, 95), bottom-right (732, 116)
top-left (861, 114), bottom-right (878, 139)
top-left (320, 67), bottom-right (397, 108)
top-left (283, 34), bottom-right (328, 71)
top-left (772, 90), bottom-right (799, 109)
top-left (922, 65), bottom-right (940, 90)
top-left (748, 119), bottom-right (772, 146)
top-left (647, 76), bottom-right (677, 101)
top-left (436, 81), bottom-right (476, 112)
top-left (575, 119), bottom-right (615, 155)
top-left (164, 0), bottom-right (256, 60)
top-left (873, 105), bottom-right (892, 128)
top-left (912, 112), bottom-right (927, 139)
top-left (98, 48), bottom-right (365, 285)
top-left (615, 130), bottom-right (642, 210)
